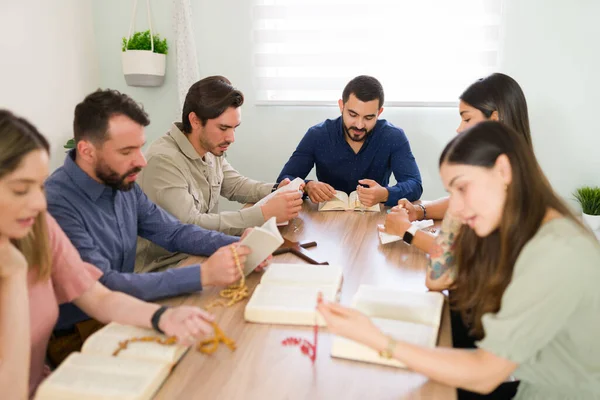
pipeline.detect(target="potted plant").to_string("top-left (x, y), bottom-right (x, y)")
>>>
top-left (121, 30), bottom-right (168, 87)
top-left (573, 186), bottom-right (600, 231)
top-left (64, 138), bottom-right (75, 151)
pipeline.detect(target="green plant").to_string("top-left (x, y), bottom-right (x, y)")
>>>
top-left (573, 186), bottom-right (600, 215)
top-left (122, 30), bottom-right (168, 54)
top-left (64, 138), bottom-right (75, 151)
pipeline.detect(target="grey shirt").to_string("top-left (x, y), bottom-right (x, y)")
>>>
top-left (477, 218), bottom-right (600, 399)
top-left (136, 123), bottom-right (273, 272)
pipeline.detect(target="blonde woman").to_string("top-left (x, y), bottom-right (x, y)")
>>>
top-left (0, 110), bottom-right (219, 398)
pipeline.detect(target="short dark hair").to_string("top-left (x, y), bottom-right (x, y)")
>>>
top-left (181, 76), bottom-right (244, 134)
top-left (73, 89), bottom-right (150, 144)
top-left (342, 75), bottom-right (384, 108)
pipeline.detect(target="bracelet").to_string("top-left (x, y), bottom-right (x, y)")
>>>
top-left (417, 204), bottom-right (427, 220)
top-left (151, 305), bottom-right (170, 334)
top-left (378, 336), bottom-right (398, 359)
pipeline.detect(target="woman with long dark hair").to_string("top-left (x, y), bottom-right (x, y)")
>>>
top-left (321, 121), bottom-right (600, 399)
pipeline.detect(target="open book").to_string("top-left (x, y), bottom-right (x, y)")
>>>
top-left (35, 323), bottom-right (188, 400)
top-left (378, 219), bottom-right (435, 245)
top-left (318, 191), bottom-right (380, 212)
top-left (240, 217), bottom-right (284, 276)
top-left (330, 285), bottom-right (444, 368)
top-left (254, 177), bottom-right (304, 226)
top-left (245, 263), bottom-right (343, 326)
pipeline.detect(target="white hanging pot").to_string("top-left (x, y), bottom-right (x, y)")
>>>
top-left (582, 213), bottom-right (600, 231)
top-left (122, 0), bottom-right (166, 87)
top-left (122, 50), bottom-right (166, 87)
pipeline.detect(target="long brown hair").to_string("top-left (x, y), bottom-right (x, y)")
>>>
top-left (0, 110), bottom-right (52, 280)
top-left (460, 73), bottom-right (532, 148)
top-left (440, 121), bottom-right (584, 339)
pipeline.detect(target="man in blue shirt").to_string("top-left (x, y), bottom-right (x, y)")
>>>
top-left (45, 89), bottom-right (261, 332)
top-left (277, 75), bottom-right (422, 207)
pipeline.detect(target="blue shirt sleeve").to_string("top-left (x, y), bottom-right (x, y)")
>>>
top-left (277, 127), bottom-right (318, 183)
top-left (46, 197), bottom-right (203, 301)
top-left (134, 185), bottom-right (238, 256)
top-left (385, 131), bottom-right (423, 205)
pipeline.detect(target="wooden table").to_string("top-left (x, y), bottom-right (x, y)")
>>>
top-left (155, 201), bottom-right (456, 400)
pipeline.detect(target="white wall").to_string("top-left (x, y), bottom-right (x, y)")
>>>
top-left (91, 0), bottom-right (179, 144)
top-left (500, 0), bottom-right (600, 203)
top-left (0, 0), bottom-right (99, 171)
top-left (89, 0), bottom-right (600, 210)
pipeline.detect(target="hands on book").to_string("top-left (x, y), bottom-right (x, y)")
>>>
top-left (305, 181), bottom-right (336, 203)
top-left (381, 206), bottom-right (412, 237)
top-left (356, 179), bottom-right (388, 207)
top-left (317, 301), bottom-right (385, 352)
top-left (261, 191), bottom-right (303, 223)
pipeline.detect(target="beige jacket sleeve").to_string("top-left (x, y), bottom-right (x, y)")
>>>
top-left (140, 155), bottom-right (266, 236)
top-left (220, 158), bottom-right (274, 204)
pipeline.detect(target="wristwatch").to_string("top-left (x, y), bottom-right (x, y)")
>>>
top-left (402, 224), bottom-right (419, 245)
top-left (379, 336), bottom-right (398, 359)
top-left (151, 305), bottom-right (170, 334)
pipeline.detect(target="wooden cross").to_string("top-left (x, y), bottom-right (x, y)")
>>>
top-left (272, 238), bottom-right (329, 265)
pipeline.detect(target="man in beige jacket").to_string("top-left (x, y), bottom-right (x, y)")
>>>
top-left (136, 76), bottom-right (303, 272)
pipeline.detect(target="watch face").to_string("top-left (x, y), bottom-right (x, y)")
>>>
top-left (403, 231), bottom-right (414, 244)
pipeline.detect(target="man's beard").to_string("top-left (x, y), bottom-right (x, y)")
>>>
top-left (95, 160), bottom-right (141, 191)
top-left (200, 136), bottom-right (232, 157)
top-left (343, 123), bottom-right (372, 142)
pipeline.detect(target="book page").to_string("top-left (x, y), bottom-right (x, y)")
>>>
top-left (34, 352), bottom-right (170, 400)
top-left (254, 177), bottom-right (305, 226)
top-left (260, 263), bottom-right (343, 288)
top-left (330, 318), bottom-right (438, 368)
top-left (254, 177), bottom-right (304, 207)
top-left (245, 283), bottom-right (338, 326)
top-left (353, 285), bottom-right (444, 328)
top-left (318, 191), bottom-right (349, 211)
top-left (240, 217), bottom-right (284, 276)
top-left (81, 323), bottom-right (187, 364)
top-left (349, 191), bottom-right (380, 212)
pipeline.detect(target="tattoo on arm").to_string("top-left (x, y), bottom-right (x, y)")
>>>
top-left (428, 216), bottom-right (461, 281)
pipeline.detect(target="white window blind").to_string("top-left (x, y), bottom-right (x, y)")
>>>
top-left (252, 0), bottom-right (504, 106)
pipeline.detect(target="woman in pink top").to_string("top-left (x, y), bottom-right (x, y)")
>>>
top-left (0, 110), bottom-right (221, 398)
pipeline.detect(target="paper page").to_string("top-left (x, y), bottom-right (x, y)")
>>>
top-left (240, 217), bottom-right (284, 275)
top-left (245, 283), bottom-right (338, 326)
top-left (352, 285), bottom-right (444, 328)
top-left (34, 352), bottom-right (170, 400)
top-left (318, 190), bottom-right (349, 211)
top-left (251, 177), bottom-right (304, 226)
top-left (254, 177), bottom-right (305, 207)
top-left (331, 318), bottom-right (438, 368)
top-left (81, 323), bottom-right (187, 364)
top-left (349, 191), bottom-right (381, 212)
top-left (377, 219), bottom-right (434, 244)
top-left (260, 263), bottom-right (343, 288)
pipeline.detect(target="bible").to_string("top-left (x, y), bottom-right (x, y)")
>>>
top-left (245, 263), bottom-right (343, 326)
top-left (240, 217), bottom-right (285, 276)
top-left (35, 323), bottom-right (188, 400)
top-left (254, 177), bottom-right (304, 226)
top-left (330, 285), bottom-right (444, 368)
top-left (318, 190), bottom-right (380, 212)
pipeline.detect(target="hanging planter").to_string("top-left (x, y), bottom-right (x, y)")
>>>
top-left (121, 0), bottom-right (168, 87)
